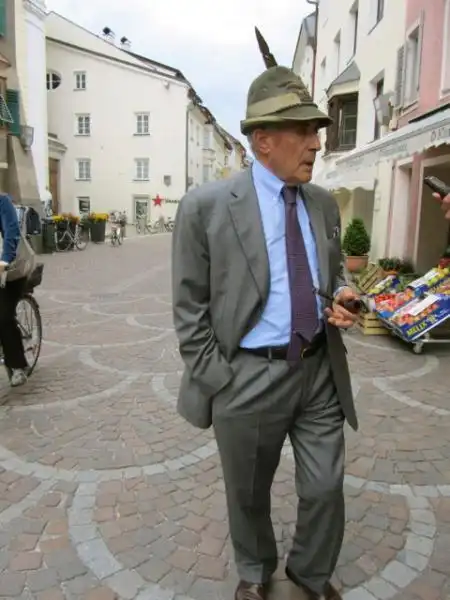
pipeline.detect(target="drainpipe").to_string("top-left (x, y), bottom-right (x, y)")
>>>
top-left (185, 105), bottom-right (191, 193)
top-left (306, 0), bottom-right (319, 99)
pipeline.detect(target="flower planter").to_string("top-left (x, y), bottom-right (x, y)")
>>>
top-left (90, 220), bottom-right (106, 243)
top-left (345, 255), bottom-right (369, 273)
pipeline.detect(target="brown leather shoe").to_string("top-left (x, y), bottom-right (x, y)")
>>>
top-left (235, 581), bottom-right (268, 600)
top-left (323, 582), bottom-right (342, 600)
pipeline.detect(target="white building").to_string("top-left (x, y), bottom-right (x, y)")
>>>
top-left (45, 12), bottom-right (190, 222)
top-left (292, 11), bottom-right (316, 95)
top-left (299, 0), bottom-right (406, 259)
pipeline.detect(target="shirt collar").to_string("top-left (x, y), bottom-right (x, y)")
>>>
top-left (252, 159), bottom-right (285, 200)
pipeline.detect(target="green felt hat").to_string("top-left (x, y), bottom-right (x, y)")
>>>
top-left (240, 29), bottom-right (332, 135)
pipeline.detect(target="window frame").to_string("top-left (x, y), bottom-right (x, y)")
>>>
top-left (74, 71), bottom-right (87, 91)
top-left (441, 0), bottom-right (450, 96)
top-left (76, 114), bottom-right (91, 136)
top-left (76, 159), bottom-right (91, 181)
top-left (47, 71), bottom-right (62, 91)
top-left (134, 158), bottom-right (150, 181)
top-left (325, 93), bottom-right (358, 153)
top-left (403, 23), bottom-right (421, 106)
top-left (77, 197), bottom-right (91, 214)
top-left (135, 112), bottom-right (150, 136)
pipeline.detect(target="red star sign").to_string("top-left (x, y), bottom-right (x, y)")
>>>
top-left (153, 194), bottom-right (162, 206)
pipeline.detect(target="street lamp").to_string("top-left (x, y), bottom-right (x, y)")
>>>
top-left (20, 124), bottom-right (34, 151)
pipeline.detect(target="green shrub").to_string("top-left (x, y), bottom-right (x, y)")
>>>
top-left (342, 218), bottom-right (371, 256)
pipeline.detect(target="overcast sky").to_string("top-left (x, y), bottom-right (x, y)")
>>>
top-left (45, 0), bottom-right (312, 144)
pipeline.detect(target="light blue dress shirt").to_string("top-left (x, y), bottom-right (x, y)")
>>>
top-left (240, 160), bottom-right (322, 349)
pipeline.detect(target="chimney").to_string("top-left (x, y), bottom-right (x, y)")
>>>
top-left (120, 36), bottom-right (131, 49)
top-left (102, 27), bottom-right (115, 44)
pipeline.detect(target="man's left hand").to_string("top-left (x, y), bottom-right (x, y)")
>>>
top-left (325, 288), bottom-right (360, 329)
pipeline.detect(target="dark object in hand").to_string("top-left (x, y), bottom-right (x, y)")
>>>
top-left (424, 176), bottom-right (450, 198)
top-left (314, 288), bottom-right (361, 314)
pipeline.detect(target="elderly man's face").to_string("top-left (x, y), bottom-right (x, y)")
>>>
top-left (252, 122), bottom-right (322, 184)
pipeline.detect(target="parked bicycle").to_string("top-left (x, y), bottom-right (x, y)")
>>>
top-left (136, 216), bottom-right (174, 234)
top-left (110, 222), bottom-right (123, 246)
top-left (54, 221), bottom-right (89, 252)
top-left (0, 263), bottom-right (43, 378)
top-left (135, 216), bottom-right (152, 235)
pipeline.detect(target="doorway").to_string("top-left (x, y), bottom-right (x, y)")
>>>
top-left (133, 195), bottom-right (150, 223)
top-left (49, 158), bottom-right (60, 214)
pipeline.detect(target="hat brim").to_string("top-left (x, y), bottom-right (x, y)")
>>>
top-left (240, 104), bottom-right (332, 135)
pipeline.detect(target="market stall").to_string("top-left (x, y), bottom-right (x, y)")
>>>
top-left (361, 266), bottom-right (450, 353)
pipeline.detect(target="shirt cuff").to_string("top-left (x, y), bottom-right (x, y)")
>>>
top-left (334, 286), bottom-right (351, 299)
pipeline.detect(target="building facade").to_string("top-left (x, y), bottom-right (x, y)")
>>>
top-left (309, 0), bottom-right (407, 259)
top-left (46, 12), bottom-right (190, 222)
top-left (0, 0), bottom-right (45, 210)
top-left (45, 12), bottom-right (247, 221)
top-left (292, 11), bottom-right (316, 95)
top-left (335, 0), bottom-right (450, 271)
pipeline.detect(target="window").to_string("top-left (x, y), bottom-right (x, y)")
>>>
top-left (374, 78), bottom-right (384, 140)
top-left (135, 113), bottom-right (150, 135)
top-left (0, 0), bottom-right (6, 37)
top-left (76, 114), bottom-right (91, 136)
top-left (74, 71), bottom-right (86, 90)
top-left (76, 159), bottom-right (91, 181)
top-left (134, 158), bottom-right (149, 181)
top-left (203, 164), bottom-right (209, 183)
top-left (404, 26), bottom-right (421, 104)
top-left (442, 0), bottom-right (450, 93)
top-left (78, 197), bottom-right (90, 213)
top-left (326, 93), bottom-right (358, 152)
top-left (47, 71), bottom-right (61, 90)
top-left (5, 89), bottom-right (20, 136)
top-left (203, 129), bottom-right (210, 148)
top-left (196, 125), bottom-right (200, 145)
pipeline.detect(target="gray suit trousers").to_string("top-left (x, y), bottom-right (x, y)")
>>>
top-left (212, 346), bottom-right (345, 595)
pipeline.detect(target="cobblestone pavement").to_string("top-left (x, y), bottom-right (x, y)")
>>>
top-left (0, 234), bottom-right (449, 599)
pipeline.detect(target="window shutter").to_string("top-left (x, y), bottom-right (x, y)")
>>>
top-left (6, 89), bottom-right (20, 136)
top-left (394, 45), bottom-right (405, 107)
top-left (0, 0), bottom-right (6, 37)
top-left (416, 10), bottom-right (425, 93)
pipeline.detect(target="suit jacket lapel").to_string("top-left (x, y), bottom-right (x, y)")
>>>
top-left (302, 185), bottom-right (329, 291)
top-left (228, 170), bottom-right (270, 301)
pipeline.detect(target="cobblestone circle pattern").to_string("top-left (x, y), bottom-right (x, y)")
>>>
top-left (0, 235), bottom-right (448, 599)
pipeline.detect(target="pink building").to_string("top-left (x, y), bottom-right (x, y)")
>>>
top-left (387, 0), bottom-right (450, 270)
top-left (334, 0), bottom-right (450, 272)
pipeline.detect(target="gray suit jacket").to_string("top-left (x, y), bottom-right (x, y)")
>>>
top-left (171, 169), bottom-right (358, 431)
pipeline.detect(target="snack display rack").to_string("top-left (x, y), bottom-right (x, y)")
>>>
top-left (365, 268), bottom-right (450, 354)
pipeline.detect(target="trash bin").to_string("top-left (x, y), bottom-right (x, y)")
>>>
top-left (90, 220), bottom-right (106, 243)
top-left (42, 219), bottom-right (56, 254)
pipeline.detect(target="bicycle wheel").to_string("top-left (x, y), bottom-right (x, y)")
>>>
top-left (55, 231), bottom-right (70, 252)
top-left (76, 227), bottom-right (89, 251)
top-left (16, 294), bottom-right (42, 375)
top-left (110, 231), bottom-right (117, 246)
top-left (117, 228), bottom-right (123, 245)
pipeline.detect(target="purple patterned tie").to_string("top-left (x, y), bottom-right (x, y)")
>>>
top-left (282, 185), bottom-right (319, 363)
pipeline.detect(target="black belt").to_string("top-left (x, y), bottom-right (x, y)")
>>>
top-left (242, 330), bottom-right (326, 361)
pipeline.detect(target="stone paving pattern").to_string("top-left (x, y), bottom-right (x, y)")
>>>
top-left (0, 235), bottom-right (448, 598)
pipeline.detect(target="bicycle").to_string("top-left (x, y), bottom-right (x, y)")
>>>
top-left (135, 216), bottom-right (152, 235)
top-left (0, 263), bottom-right (43, 377)
top-left (54, 221), bottom-right (89, 252)
top-left (110, 222), bottom-right (123, 246)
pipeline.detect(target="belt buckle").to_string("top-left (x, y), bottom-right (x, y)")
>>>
top-left (300, 345), bottom-right (310, 359)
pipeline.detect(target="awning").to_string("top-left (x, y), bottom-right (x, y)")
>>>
top-left (314, 153), bottom-right (376, 192)
top-left (336, 105), bottom-right (450, 174)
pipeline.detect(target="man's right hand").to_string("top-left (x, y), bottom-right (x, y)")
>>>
top-left (0, 261), bottom-right (9, 273)
top-left (433, 193), bottom-right (450, 220)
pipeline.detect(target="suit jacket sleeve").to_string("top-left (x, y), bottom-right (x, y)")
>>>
top-left (172, 194), bottom-right (233, 396)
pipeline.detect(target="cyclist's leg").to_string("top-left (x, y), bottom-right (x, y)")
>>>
top-left (0, 279), bottom-right (27, 384)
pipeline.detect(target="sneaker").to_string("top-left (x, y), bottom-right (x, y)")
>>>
top-left (10, 369), bottom-right (27, 387)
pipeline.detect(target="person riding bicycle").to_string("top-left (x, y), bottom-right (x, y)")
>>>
top-left (0, 193), bottom-right (29, 387)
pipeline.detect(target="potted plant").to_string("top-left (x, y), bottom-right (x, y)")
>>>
top-left (342, 218), bottom-right (371, 273)
top-left (87, 212), bottom-right (108, 243)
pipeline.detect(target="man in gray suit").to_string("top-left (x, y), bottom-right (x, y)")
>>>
top-left (172, 61), bottom-right (360, 600)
